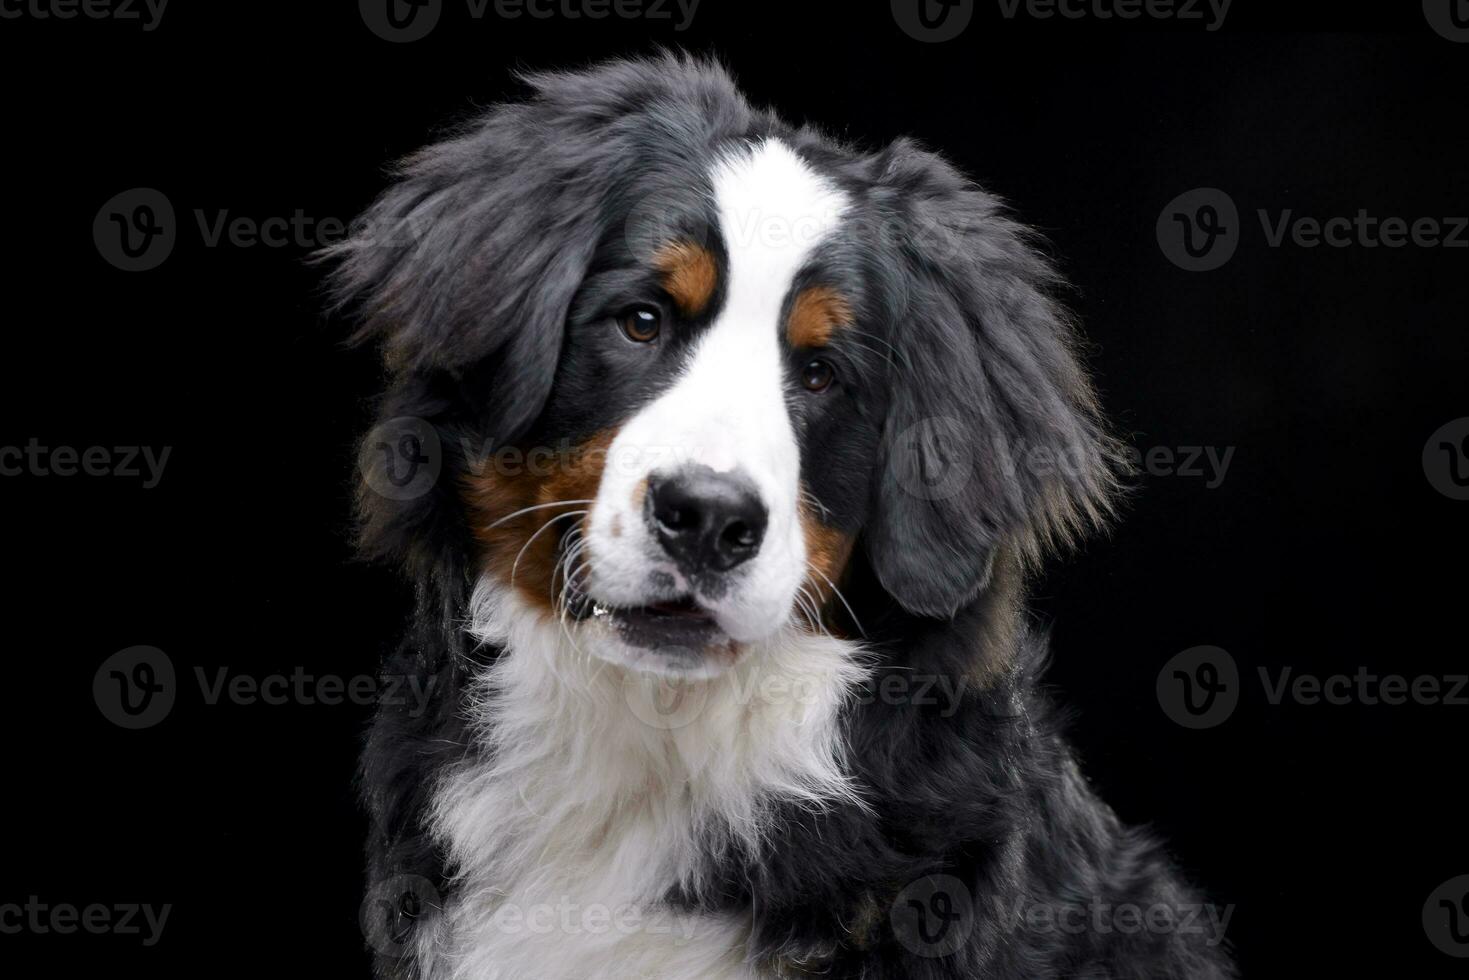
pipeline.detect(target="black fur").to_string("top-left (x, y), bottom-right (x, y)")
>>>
top-left (330, 53), bottom-right (1235, 979)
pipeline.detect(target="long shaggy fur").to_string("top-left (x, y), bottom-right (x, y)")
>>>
top-left (334, 53), bottom-right (1235, 980)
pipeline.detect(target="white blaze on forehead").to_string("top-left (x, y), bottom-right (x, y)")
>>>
top-left (660, 137), bottom-right (850, 477)
top-left (712, 137), bottom-right (851, 333)
top-left (586, 139), bottom-right (850, 641)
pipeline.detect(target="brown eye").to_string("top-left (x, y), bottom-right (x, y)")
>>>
top-left (619, 306), bottom-right (661, 343)
top-left (801, 359), bottom-right (835, 393)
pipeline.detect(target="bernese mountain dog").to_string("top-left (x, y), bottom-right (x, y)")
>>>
top-left (329, 53), bottom-right (1236, 980)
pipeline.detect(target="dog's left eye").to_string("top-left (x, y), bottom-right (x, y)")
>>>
top-left (800, 359), bottom-right (836, 393)
top-left (619, 306), bottom-right (662, 343)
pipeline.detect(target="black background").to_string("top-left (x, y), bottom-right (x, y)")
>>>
top-left (2, 0), bottom-right (1465, 976)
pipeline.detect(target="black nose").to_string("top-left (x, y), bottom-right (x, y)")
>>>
top-left (648, 468), bottom-right (768, 574)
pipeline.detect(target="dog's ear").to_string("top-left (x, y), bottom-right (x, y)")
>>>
top-left (865, 141), bottom-right (1125, 619)
top-left (322, 72), bottom-right (626, 576)
top-left (325, 88), bottom-right (610, 433)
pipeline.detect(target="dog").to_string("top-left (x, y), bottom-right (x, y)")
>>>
top-left (330, 53), bottom-right (1236, 980)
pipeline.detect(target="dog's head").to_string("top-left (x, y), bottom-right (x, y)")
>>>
top-left (330, 55), bottom-right (1120, 677)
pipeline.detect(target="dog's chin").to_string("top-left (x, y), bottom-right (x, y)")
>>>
top-left (579, 597), bottom-right (744, 679)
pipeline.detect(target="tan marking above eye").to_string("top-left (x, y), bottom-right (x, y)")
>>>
top-left (787, 286), bottom-right (853, 349)
top-left (652, 240), bottom-right (719, 317)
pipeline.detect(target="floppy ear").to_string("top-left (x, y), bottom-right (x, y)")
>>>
top-left (865, 141), bottom-right (1124, 619)
top-left (322, 73), bottom-right (621, 577)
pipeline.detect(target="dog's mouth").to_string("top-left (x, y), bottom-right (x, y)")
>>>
top-left (589, 596), bottom-right (730, 652)
top-left (554, 532), bottom-right (744, 672)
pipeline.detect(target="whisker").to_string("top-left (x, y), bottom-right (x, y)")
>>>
top-left (838, 339), bottom-right (895, 372)
top-left (552, 535), bottom-right (586, 598)
top-left (483, 499), bottom-right (597, 532)
top-left (551, 537), bottom-right (591, 667)
top-left (809, 565), bottom-right (866, 639)
top-left (557, 541), bottom-right (588, 579)
top-left (509, 511), bottom-right (588, 589)
top-left (799, 488), bottom-right (833, 522)
top-left (793, 584), bottom-right (830, 638)
top-left (843, 327), bottom-right (910, 371)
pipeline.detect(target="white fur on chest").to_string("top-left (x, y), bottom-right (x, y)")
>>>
top-left (418, 582), bottom-right (866, 980)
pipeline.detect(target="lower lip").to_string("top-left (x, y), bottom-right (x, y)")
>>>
top-left (594, 601), bottom-right (729, 651)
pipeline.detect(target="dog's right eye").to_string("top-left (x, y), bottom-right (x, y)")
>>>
top-left (619, 306), bottom-right (662, 344)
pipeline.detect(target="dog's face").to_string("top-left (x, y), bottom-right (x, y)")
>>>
top-left (463, 140), bottom-right (874, 676)
top-left (546, 142), bottom-right (858, 673)
top-left (333, 57), bottom-right (1119, 678)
